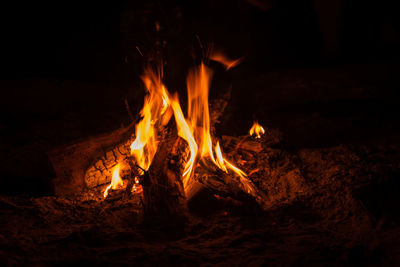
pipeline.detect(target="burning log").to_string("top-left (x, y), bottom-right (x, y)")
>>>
top-left (142, 129), bottom-right (187, 223)
top-left (222, 135), bottom-right (264, 153)
top-left (192, 160), bottom-right (269, 210)
top-left (84, 140), bottom-right (133, 189)
top-left (47, 122), bottom-right (134, 195)
top-left (221, 127), bottom-right (282, 154)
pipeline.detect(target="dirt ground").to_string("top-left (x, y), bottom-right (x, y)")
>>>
top-left (1, 142), bottom-right (399, 266)
top-left (0, 64), bottom-right (399, 265)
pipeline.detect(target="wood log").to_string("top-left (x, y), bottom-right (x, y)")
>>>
top-left (221, 127), bottom-right (282, 154)
top-left (84, 140), bottom-right (133, 188)
top-left (193, 160), bottom-right (269, 210)
top-left (142, 129), bottom-right (187, 223)
top-left (47, 123), bottom-right (134, 195)
top-left (222, 135), bottom-right (263, 153)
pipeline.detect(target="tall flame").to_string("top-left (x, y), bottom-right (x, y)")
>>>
top-left (104, 164), bottom-right (124, 198)
top-left (130, 66), bottom-right (170, 171)
top-left (185, 63), bottom-right (247, 185)
top-left (249, 121), bottom-right (265, 138)
top-left (187, 63), bottom-right (216, 163)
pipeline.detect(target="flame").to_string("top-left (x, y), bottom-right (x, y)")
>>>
top-left (209, 51), bottom-right (243, 70)
top-left (215, 141), bottom-right (228, 173)
top-left (184, 63), bottom-right (247, 184)
top-left (215, 141), bottom-right (253, 194)
top-left (124, 60), bottom-right (249, 196)
top-left (249, 121), bottom-right (265, 138)
top-left (130, 66), bottom-right (170, 172)
top-left (187, 63), bottom-right (216, 163)
top-left (104, 164), bottom-right (124, 198)
top-left (215, 142), bottom-right (246, 178)
top-left (170, 95), bottom-right (198, 187)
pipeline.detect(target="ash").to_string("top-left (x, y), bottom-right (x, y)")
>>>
top-left (1, 143), bottom-right (399, 266)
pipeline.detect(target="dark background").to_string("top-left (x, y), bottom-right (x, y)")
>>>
top-left (0, 0), bottom-right (399, 195)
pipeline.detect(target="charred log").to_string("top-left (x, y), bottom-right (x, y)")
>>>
top-left (47, 123), bottom-right (135, 195)
top-left (192, 160), bottom-right (269, 210)
top-left (84, 140), bottom-right (133, 189)
top-left (142, 129), bottom-right (187, 223)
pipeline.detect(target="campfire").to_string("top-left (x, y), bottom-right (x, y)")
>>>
top-left (106, 60), bottom-right (254, 193)
top-left (72, 53), bottom-right (270, 220)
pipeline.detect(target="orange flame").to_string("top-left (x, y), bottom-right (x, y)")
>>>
top-left (215, 141), bottom-right (228, 173)
top-left (170, 95), bottom-right (198, 187)
top-left (130, 66), bottom-right (170, 172)
top-left (187, 63), bottom-right (216, 163)
top-left (209, 51), bottom-right (243, 70)
top-left (184, 63), bottom-right (247, 185)
top-left (249, 121), bottom-right (265, 138)
top-left (104, 164), bottom-right (124, 198)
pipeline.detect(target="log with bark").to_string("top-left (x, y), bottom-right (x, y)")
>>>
top-left (142, 128), bottom-right (188, 223)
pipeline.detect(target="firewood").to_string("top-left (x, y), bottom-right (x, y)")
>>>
top-left (47, 122), bottom-right (135, 195)
top-left (222, 135), bottom-right (263, 153)
top-left (194, 169), bottom-right (269, 210)
top-left (103, 188), bottom-right (125, 202)
top-left (142, 128), bottom-right (187, 223)
top-left (84, 140), bottom-right (133, 189)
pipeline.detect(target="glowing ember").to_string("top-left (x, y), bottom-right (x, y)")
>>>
top-left (131, 177), bottom-right (143, 194)
top-left (249, 121), bottom-right (265, 138)
top-left (103, 164), bottom-right (124, 198)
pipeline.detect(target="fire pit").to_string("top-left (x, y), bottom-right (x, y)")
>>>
top-left (48, 54), bottom-right (292, 222)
